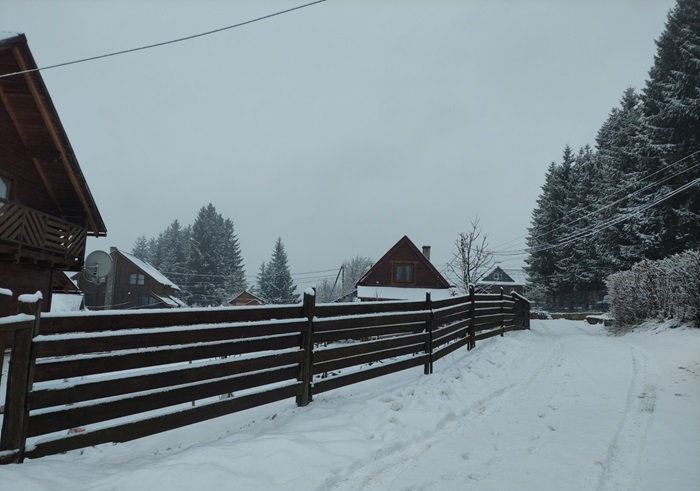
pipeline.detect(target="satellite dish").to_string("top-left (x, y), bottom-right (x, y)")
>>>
top-left (83, 250), bottom-right (113, 284)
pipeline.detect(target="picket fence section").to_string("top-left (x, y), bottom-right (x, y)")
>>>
top-left (0, 287), bottom-right (529, 463)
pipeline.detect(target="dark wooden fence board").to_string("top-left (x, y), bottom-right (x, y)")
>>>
top-left (33, 335), bottom-right (302, 382)
top-left (313, 343), bottom-right (423, 375)
top-left (313, 356), bottom-right (427, 395)
top-left (314, 332), bottom-right (427, 363)
top-left (314, 300), bottom-right (425, 318)
top-left (314, 312), bottom-right (429, 332)
top-left (433, 334), bottom-right (472, 362)
top-left (314, 322), bottom-right (425, 344)
top-left (30, 351), bottom-right (303, 410)
top-left (24, 384), bottom-right (301, 460)
top-left (28, 365), bottom-right (299, 437)
top-left (33, 320), bottom-right (306, 358)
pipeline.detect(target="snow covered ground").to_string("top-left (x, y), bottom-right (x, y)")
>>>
top-left (1, 318), bottom-right (698, 490)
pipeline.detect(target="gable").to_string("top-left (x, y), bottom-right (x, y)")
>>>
top-left (0, 33), bottom-right (106, 235)
top-left (357, 236), bottom-right (451, 289)
top-left (116, 249), bottom-right (180, 291)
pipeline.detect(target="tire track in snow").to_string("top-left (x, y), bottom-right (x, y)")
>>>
top-left (315, 325), bottom-right (564, 491)
top-left (595, 346), bottom-right (657, 491)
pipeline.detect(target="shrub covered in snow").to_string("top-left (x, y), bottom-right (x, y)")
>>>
top-left (606, 250), bottom-right (700, 328)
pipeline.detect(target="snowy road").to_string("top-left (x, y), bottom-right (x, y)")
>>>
top-left (1, 319), bottom-right (698, 491)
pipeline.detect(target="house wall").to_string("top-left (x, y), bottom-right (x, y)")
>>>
top-left (360, 242), bottom-right (447, 288)
top-left (0, 98), bottom-right (54, 214)
top-left (0, 263), bottom-right (53, 312)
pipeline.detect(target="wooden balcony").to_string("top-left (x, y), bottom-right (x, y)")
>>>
top-left (0, 198), bottom-right (86, 269)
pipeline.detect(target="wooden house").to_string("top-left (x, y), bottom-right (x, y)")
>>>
top-left (0, 33), bottom-right (107, 312)
top-left (476, 267), bottom-right (528, 295)
top-left (356, 236), bottom-right (454, 301)
top-left (229, 290), bottom-right (265, 307)
top-left (79, 248), bottom-right (185, 310)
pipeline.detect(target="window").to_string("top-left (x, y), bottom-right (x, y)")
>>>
top-left (0, 176), bottom-right (10, 200)
top-left (393, 262), bottom-right (415, 285)
top-left (139, 295), bottom-right (157, 307)
top-left (0, 176), bottom-right (10, 209)
top-left (129, 273), bottom-right (145, 285)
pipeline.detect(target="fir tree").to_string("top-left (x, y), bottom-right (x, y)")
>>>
top-left (188, 203), bottom-right (247, 306)
top-left (258, 238), bottom-right (298, 304)
top-left (131, 235), bottom-right (150, 262)
top-left (641, 0), bottom-right (700, 254)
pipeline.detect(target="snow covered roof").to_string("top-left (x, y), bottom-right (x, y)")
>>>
top-left (0, 31), bottom-right (22, 43)
top-left (50, 293), bottom-right (84, 312)
top-left (117, 249), bottom-right (181, 291)
top-left (357, 285), bottom-right (456, 301)
top-left (477, 267), bottom-right (529, 286)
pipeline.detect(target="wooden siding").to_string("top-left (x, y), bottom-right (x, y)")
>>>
top-left (360, 241), bottom-right (447, 288)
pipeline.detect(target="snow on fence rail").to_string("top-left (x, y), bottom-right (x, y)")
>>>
top-left (0, 287), bottom-right (530, 463)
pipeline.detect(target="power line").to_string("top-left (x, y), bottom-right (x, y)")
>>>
top-left (491, 149), bottom-right (700, 257)
top-left (0, 0), bottom-right (328, 80)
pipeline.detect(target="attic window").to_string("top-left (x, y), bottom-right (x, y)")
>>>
top-left (0, 175), bottom-right (10, 201)
top-left (129, 273), bottom-right (145, 285)
top-left (393, 262), bottom-right (415, 285)
top-left (494, 273), bottom-right (502, 281)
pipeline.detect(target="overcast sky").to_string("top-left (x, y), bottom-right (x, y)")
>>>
top-left (2, 0), bottom-right (675, 291)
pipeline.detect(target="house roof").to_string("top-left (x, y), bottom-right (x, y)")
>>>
top-left (116, 249), bottom-right (181, 291)
top-left (357, 235), bottom-right (452, 288)
top-left (478, 267), bottom-right (529, 286)
top-left (0, 33), bottom-right (106, 236)
top-left (230, 290), bottom-right (265, 305)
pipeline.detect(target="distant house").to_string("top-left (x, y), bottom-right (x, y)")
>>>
top-left (79, 248), bottom-right (185, 310)
top-left (356, 236), bottom-right (454, 301)
top-left (476, 267), bottom-right (528, 295)
top-left (0, 33), bottom-right (107, 312)
top-left (229, 290), bottom-right (265, 307)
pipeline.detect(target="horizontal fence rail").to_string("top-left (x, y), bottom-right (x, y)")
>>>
top-left (0, 287), bottom-right (530, 463)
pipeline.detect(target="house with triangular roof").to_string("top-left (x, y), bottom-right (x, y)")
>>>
top-left (0, 33), bottom-right (107, 312)
top-left (476, 266), bottom-right (528, 295)
top-left (229, 290), bottom-right (265, 307)
top-left (356, 236), bottom-right (454, 301)
top-left (78, 248), bottom-right (185, 310)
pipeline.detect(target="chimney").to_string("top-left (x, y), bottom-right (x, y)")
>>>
top-left (422, 245), bottom-right (431, 260)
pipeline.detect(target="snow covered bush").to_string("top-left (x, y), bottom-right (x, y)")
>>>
top-left (606, 250), bottom-right (700, 328)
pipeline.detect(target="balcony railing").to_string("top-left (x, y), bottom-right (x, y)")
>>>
top-left (0, 198), bottom-right (86, 265)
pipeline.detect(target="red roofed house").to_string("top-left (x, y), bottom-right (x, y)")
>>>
top-left (356, 236), bottom-right (454, 301)
top-left (0, 33), bottom-right (107, 313)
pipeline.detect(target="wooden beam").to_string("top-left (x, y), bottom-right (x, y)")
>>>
top-left (13, 46), bottom-right (102, 236)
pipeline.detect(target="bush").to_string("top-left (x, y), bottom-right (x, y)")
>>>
top-left (606, 250), bottom-right (700, 328)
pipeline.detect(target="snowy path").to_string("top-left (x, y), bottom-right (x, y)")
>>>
top-left (1, 319), bottom-right (698, 491)
top-left (316, 321), bottom-right (664, 491)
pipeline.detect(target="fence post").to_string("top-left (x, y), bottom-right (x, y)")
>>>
top-left (424, 292), bottom-right (433, 375)
top-left (468, 285), bottom-right (476, 350)
top-left (0, 289), bottom-right (12, 384)
top-left (296, 290), bottom-right (316, 407)
top-left (511, 291), bottom-right (520, 329)
top-left (500, 287), bottom-right (505, 337)
top-left (0, 294), bottom-right (41, 463)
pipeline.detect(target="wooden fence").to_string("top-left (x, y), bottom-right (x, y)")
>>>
top-left (0, 287), bottom-right (530, 463)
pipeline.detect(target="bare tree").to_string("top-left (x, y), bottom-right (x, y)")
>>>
top-left (448, 218), bottom-right (495, 295)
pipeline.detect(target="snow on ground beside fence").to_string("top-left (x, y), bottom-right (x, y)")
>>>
top-left (1, 319), bottom-right (698, 491)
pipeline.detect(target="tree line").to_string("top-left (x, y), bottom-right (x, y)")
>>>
top-left (131, 203), bottom-right (298, 306)
top-left (526, 0), bottom-right (700, 309)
